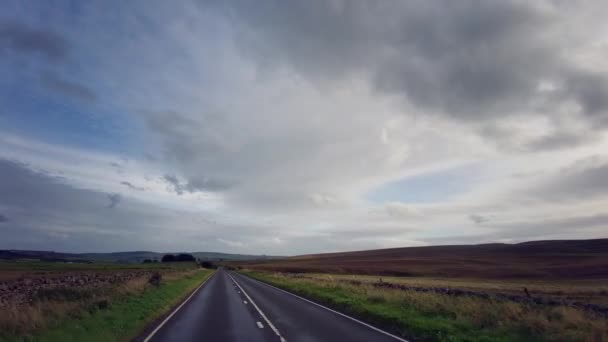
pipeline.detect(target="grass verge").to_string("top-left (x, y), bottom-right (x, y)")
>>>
top-left (1, 270), bottom-right (213, 342)
top-left (242, 271), bottom-right (607, 342)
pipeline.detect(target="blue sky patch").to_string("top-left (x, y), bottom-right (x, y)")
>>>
top-left (366, 164), bottom-right (481, 204)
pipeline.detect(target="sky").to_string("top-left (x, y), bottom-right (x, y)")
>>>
top-left (1, 1), bottom-right (608, 255)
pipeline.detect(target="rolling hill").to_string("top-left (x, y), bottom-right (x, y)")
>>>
top-left (0, 249), bottom-right (281, 264)
top-left (233, 238), bottom-right (608, 279)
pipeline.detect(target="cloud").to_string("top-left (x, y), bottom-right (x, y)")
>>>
top-left (477, 115), bottom-right (603, 152)
top-left (385, 202), bottom-right (420, 219)
top-left (41, 73), bottom-right (97, 102)
top-left (0, 21), bottom-right (68, 62)
top-left (120, 181), bottom-right (145, 191)
top-left (163, 174), bottom-right (231, 195)
top-left (487, 213), bottom-right (608, 241)
top-left (217, 238), bottom-right (244, 248)
top-left (0, 214), bottom-right (8, 223)
top-left (185, 176), bottom-right (232, 193)
top-left (532, 156), bottom-right (608, 201)
top-left (565, 70), bottom-right (608, 118)
top-left (106, 193), bottom-right (121, 209)
top-left (469, 214), bottom-right (488, 225)
top-left (214, 1), bottom-right (608, 140)
top-left (525, 131), bottom-right (598, 152)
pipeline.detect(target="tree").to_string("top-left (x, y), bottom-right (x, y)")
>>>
top-left (161, 253), bottom-right (195, 262)
top-left (161, 254), bottom-right (176, 262)
top-left (176, 253), bottom-right (195, 262)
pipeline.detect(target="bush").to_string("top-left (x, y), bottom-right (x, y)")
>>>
top-left (148, 272), bottom-right (162, 287)
top-left (200, 261), bottom-right (215, 269)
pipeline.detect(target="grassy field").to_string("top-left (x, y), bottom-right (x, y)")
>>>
top-left (0, 260), bottom-right (198, 282)
top-left (0, 261), bottom-right (213, 342)
top-left (301, 273), bottom-right (608, 306)
top-left (243, 271), bottom-right (608, 342)
top-left (0, 260), bottom-right (193, 271)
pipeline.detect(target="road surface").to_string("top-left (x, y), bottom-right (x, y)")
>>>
top-left (145, 268), bottom-right (405, 342)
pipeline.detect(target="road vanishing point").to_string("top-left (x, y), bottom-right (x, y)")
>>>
top-left (143, 268), bottom-right (407, 342)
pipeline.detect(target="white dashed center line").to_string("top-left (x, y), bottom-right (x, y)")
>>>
top-left (228, 273), bottom-right (287, 342)
top-left (257, 321), bottom-right (264, 328)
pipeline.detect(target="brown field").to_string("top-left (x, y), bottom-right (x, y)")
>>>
top-left (234, 238), bottom-right (608, 279)
top-left (234, 239), bottom-right (608, 340)
top-left (0, 261), bottom-right (200, 337)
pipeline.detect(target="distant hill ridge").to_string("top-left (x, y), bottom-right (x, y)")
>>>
top-left (0, 249), bottom-right (282, 263)
top-left (291, 238), bottom-right (608, 259)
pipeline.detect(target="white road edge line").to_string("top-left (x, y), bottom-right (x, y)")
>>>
top-left (228, 273), bottom-right (287, 342)
top-left (238, 273), bottom-right (408, 342)
top-left (143, 271), bottom-right (216, 342)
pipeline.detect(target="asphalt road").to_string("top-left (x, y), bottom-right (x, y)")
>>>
top-left (145, 268), bottom-right (405, 342)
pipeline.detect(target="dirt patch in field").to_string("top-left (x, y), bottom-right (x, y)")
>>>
top-left (0, 270), bottom-right (155, 307)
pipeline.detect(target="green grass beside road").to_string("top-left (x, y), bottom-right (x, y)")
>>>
top-left (242, 271), bottom-right (607, 342)
top-left (1, 269), bottom-right (213, 342)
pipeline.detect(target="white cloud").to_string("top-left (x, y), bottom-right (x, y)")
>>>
top-left (217, 238), bottom-right (244, 248)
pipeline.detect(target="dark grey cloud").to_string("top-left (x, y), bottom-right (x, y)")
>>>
top-left (565, 70), bottom-right (608, 118)
top-left (533, 157), bottom-right (608, 201)
top-left (0, 214), bottom-right (8, 223)
top-left (489, 213), bottom-right (608, 241)
top-left (163, 174), bottom-right (233, 195)
top-left (0, 159), bottom-right (105, 211)
top-left (478, 123), bottom-right (600, 152)
top-left (425, 212), bottom-right (608, 245)
top-left (41, 73), bottom-right (97, 102)
top-left (0, 21), bottom-right (68, 62)
top-left (0, 158), bottom-right (232, 252)
top-left (120, 181), bottom-right (145, 191)
top-left (469, 214), bottom-right (488, 225)
top-left (145, 111), bottom-right (227, 165)
top-left (0, 159), bottom-right (134, 250)
top-left (164, 174), bottom-right (188, 195)
top-left (526, 131), bottom-right (598, 152)
top-left (213, 1), bottom-right (608, 134)
top-left (106, 193), bottom-right (121, 209)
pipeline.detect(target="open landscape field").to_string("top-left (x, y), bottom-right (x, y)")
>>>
top-left (235, 239), bottom-right (608, 279)
top-left (0, 260), bottom-right (213, 342)
top-left (232, 239), bottom-right (608, 341)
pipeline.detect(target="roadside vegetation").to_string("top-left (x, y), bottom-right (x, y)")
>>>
top-left (0, 261), bottom-right (213, 342)
top-left (243, 271), bottom-right (608, 342)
